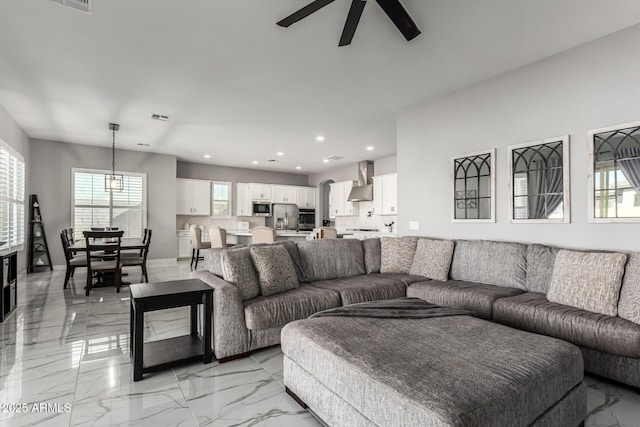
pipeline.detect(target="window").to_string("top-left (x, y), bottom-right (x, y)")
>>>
top-left (72, 168), bottom-right (147, 238)
top-left (589, 122), bottom-right (640, 222)
top-left (508, 135), bottom-right (570, 223)
top-left (212, 181), bottom-right (232, 218)
top-left (0, 139), bottom-right (25, 252)
top-left (452, 149), bottom-right (495, 222)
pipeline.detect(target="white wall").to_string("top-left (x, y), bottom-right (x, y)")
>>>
top-left (397, 24), bottom-right (640, 251)
top-left (0, 104), bottom-right (30, 272)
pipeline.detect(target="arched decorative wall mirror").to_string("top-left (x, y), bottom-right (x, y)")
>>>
top-left (588, 121), bottom-right (640, 222)
top-left (452, 149), bottom-right (495, 222)
top-left (508, 136), bottom-right (570, 223)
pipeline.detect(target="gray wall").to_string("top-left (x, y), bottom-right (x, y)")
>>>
top-left (29, 139), bottom-right (177, 265)
top-left (0, 104), bottom-right (30, 272)
top-left (397, 24), bottom-right (640, 251)
top-left (308, 155), bottom-right (397, 187)
top-left (177, 161), bottom-right (309, 186)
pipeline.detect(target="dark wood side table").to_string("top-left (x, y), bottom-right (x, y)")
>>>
top-left (129, 279), bottom-right (213, 381)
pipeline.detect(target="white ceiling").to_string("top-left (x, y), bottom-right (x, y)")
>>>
top-left (1, 1), bottom-right (640, 174)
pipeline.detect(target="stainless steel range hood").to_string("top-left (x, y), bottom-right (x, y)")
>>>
top-left (347, 160), bottom-right (374, 202)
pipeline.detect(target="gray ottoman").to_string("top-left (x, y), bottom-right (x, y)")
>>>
top-left (282, 315), bottom-right (586, 427)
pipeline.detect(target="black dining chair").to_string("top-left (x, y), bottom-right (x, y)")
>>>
top-left (122, 230), bottom-right (152, 282)
top-left (60, 229), bottom-right (87, 289)
top-left (83, 230), bottom-right (124, 296)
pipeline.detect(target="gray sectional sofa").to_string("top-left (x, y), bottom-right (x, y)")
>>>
top-left (191, 236), bottom-right (640, 390)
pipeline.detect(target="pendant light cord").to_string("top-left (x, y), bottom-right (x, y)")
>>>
top-left (112, 128), bottom-right (116, 176)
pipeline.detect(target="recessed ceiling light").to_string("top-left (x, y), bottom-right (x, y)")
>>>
top-left (316, 136), bottom-right (325, 142)
top-left (151, 113), bottom-right (170, 122)
top-left (366, 146), bottom-right (374, 151)
top-left (276, 152), bottom-right (284, 156)
top-left (203, 154), bottom-right (211, 159)
top-left (252, 160), bottom-right (259, 164)
top-left (323, 159), bottom-right (330, 163)
top-left (296, 166), bottom-right (302, 170)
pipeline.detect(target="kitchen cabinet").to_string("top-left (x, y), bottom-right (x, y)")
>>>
top-left (176, 179), bottom-right (211, 216)
top-left (373, 173), bottom-right (398, 215)
top-left (272, 186), bottom-right (297, 204)
top-left (249, 184), bottom-right (272, 202)
top-left (177, 231), bottom-right (191, 259)
top-left (330, 180), bottom-right (359, 217)
top-left (235, 183), bottom-right (252, 216)
top-left (297, 188), bottom-right (316, 209)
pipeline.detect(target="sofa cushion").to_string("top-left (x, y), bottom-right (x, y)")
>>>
top-left (370, 273), bottom-right (427, 287)
top-left (547, 249), bottom-right (627, 316)
top-left (618, 252), bottom-right (640, 324)
top-left (253, 240), bottom-right (306, 283)
top-left (410, 238), bottom-right (454, 281)
top-left (493, 292), bottom-right (640, 358)
top-left (250, 245), bottom-right (299, 297)
top-left (221, 247), bottom-right (260, 300)
top-left (310, 275), bottom-right (406, 306)
top-left (450, 240), bottom-right (527, 289)
top-left (362, 238), bottom-right (381, 274)
top-left (297, 239), bottom-right (365, 282)
top-left (243, 285), bottom-right (340, 330)
top-left (380, 237), bottom-right (419, 274)
top-left (525, 244), bottom-right (560, 293)
top-left (203, 248), bottom-right (224, 277)
top-left (407, 280), bottom-right (524, 319)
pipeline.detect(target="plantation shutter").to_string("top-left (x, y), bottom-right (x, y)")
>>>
top-left (212, 181), bottom-right (231, 218)
top-left (0, 141), bottom-right (25, 251)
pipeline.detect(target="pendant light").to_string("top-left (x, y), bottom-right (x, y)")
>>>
top-left (105, 123), bottom-right (124, 192)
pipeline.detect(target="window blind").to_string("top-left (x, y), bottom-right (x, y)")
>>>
top-left (212, 181), bottom-right (231, 218)
top-left (72, 168), bottom-right (147, 239)
top-left (0, 140), bottom-right (25, 252)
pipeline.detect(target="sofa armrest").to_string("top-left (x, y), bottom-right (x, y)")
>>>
top-left (191, 270), bottom-right (249, 359)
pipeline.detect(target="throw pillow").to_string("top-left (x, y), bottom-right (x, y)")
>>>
top-left (410, 238), bottom-right (454, 281)
top-left (362, 238), bottom-right (381, 274)
top-left (618, 252), bottom-right (640, 324)
top-left (250, 245), bottom-right (299, 296)
top-left (220, 247), bottom-right (261, 300)
top-left (525, 244), bottom-right (560, 294)
top-left (380, 237), bottom-right (418, 274)
top-left (547, 249), bottom-right (628, 316)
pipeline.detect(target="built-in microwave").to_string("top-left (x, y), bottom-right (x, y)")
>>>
top-left (252, 202), bottom-right (271, 216)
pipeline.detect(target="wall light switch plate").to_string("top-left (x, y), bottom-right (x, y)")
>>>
top-left (409, 221), bottom-right (420, 231)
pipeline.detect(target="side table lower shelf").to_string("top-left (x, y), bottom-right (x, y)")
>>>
top-left (143, 335), bottom-right (206, 374)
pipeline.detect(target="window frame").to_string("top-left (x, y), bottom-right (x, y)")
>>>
top-left (71, 167), bottom-right (147, 238)
top-left (451, 148), bottom-right (496, 223)
top-left (588, 120), bottom-right (640, 223)
top-left (0, 138), bottom-right (25, 254)
top-left (211, 180), bottom-right (232, 219)
top-left (507, 135), bottom-right (571, 224)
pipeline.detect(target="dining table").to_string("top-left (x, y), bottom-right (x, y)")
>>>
top-left (68, 238), bottom-right (146, 287)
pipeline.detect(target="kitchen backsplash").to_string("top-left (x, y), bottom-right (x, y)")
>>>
top-left (334, 201), bottom-right (398, 233)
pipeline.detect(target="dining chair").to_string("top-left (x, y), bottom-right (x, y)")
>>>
top-left (83, 230), bottom-right (124, 296)
top-left (190, 225), bottom-right (211, 270)
top-left (60, 229), bottom-right (87, 289)
top-left (122, 228), bottom-right (148, 258)
top-left (251, 226), bottom-right (276, 244)
top-left (122, 230), bottom-right (152, 282)
top-left (320, 227), bottom-right (338, 239)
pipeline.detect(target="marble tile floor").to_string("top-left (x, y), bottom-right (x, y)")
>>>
top-left (0, 262), bottom-right (638, 426)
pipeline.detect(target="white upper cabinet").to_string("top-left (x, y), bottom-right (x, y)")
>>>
top-left (176, 179), bottom-right (211, 216)
top-left (272, 186), bottom-right (298, 204)
top-left (373, 173), bottom-right (398, 215)
top-left (297, 188), bottom-right (316, 209)
top-left (250, 184), bottom-right (272, 201)
top-left (330, 180), bottom-right (359, 217)
top-left (235, 183), bottom-right (252, 216)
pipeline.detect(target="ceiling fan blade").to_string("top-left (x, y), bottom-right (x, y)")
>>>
top-left (339, 0), bottom-right (367, 46)
top-left (374, 0), bottom-right (421, 41)
top-left (277, 0), bottom-right (336, 27)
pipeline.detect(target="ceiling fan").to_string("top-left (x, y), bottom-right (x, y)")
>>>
top-left (277, 0), bottom-right (421, 46)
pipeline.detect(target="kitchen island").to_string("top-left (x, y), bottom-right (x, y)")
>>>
top-left (226, 230), bottom-right (313, 246)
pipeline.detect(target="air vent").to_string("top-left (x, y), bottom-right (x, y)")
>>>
top-left (324, 155), bottom-right (344, 161)
top-left (267, 159), bottom-right (277, 162)
top-left (151, 114), bottom-right (170, 122)
top-left (49, 0), bottom-right (92, 14)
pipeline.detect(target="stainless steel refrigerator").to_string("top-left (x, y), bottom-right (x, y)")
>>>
top-left (271, 204), bottom-right (299, 231)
